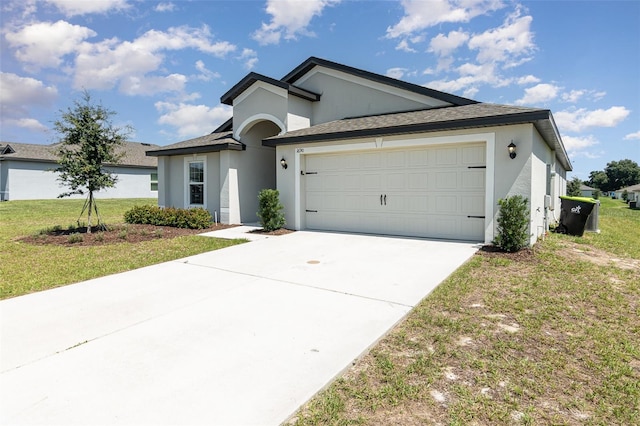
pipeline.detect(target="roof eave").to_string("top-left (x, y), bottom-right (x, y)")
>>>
top-left (146, 143), bottom-right (245, 157)
top-left (263, 110), bottom-right (552, 147)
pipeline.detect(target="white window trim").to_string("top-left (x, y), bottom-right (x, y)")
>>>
top-left (184, 156), bottom-right (207, 208)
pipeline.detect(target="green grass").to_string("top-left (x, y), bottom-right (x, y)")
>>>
top-left (291, 198), bottom-right (640, 425)
top-left (0, 198), bottom-right (244, 299)
top-left (576, 197), bottom-right (640, 258)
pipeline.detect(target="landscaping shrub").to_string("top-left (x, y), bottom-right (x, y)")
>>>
top-left (493, 195), bottom-right (530, 252)
top-left (124, 205), bottom-right (212, 229)
top-left (257, 189), bottom-right (286, 231)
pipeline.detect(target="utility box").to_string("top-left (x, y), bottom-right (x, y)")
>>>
top-left (584, 200), bottom-right (600, 233)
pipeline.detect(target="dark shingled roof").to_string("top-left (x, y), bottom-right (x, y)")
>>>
top-left (264, 103), bottom-right (572, 171)
top-left (145, 131), bottom-right (244, 157)
top-left (0, 141), bottom-right (159, 168)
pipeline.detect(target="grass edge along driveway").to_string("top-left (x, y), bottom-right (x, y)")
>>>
top-left (0, 198), bottom-right (244, 300)
top-left (289, 198), bottom-right (639, 425)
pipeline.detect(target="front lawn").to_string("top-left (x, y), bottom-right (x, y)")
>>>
top-left (290, 197), bottom-right (640, 425)
top-left (0, 198), bottom-right (244, 299)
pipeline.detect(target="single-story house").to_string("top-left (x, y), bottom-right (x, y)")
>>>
top-left (0, 141), bottom-right (159, 201)
top-left (580, 184), bottom-right (598, 197)
top-left (147, 57), bottom-right (571, 245)
top-left (615, 183), bottom-right (640, 203)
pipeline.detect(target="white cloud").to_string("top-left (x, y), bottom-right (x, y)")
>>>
top-left (5, 20), bottom-right (96, 69)
top-left (44, 0), bottom-right (129, 16)
top-left (427, 62), bottom-right (509, 93)
top-left (194, 60), bottom-right (220, 81)
top-left (156, 102), bottom-right (232, 138)
top-left (396, 39), bottom-right (417, 53)
top-left (238, 48), bottom-right (258, 70)
top-left (467, 8), bottom-right (535, 66)
top-left (154, 2), bottom-right (176, 12)
top-left (555, 106), bottom-right (630, 133)
top-left (0, 72), bottom-right (58, 107)
top-left (562, 135), bottom-right (599, 153)
top-left (561, 89), bottom-right (585, 103)
top-left (386, 67), bottom-right (408, 79)
top-left (387, 0), bottom-right (505, 38)
top-left (252, 0), bottom-right (340, 45)
top-left (3, 117), bottom-right (49, 133)
top-left (428, 30), bottom-right (469, 56)
top-left (515, 83), bottom-right (560, 105)
top-left (0, 73), bottom-right (57, 134)
top-left (517, 75), bottom-right (540, 85)
top-left (73, 25), bottom-right (236, 93)
top-left (120, 74), bottom-right (187, 96)
top-left (624, 131), bottom-right (640, 141)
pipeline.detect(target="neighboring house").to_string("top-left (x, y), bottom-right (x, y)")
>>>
top-left (616, 183), bottom-right (640, 203)
top-left (147, 57), bottom-right (571, 245)
top-left (0, 142), bottom-right (159, 201)
top-left (580, 184), bottom-right (598, 197)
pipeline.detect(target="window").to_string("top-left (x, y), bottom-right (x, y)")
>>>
top-left (186, 159), bottom-right (206, 206)
top-left (150, 172), bottom-right (158, 191)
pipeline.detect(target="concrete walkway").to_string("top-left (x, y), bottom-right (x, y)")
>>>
top-left (1, 229), bottom-right (480, 425)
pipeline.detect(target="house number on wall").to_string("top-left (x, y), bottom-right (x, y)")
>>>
top-left (296, 148), bottom-right (304, 153)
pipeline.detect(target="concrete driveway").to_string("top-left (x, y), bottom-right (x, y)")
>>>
top-left (1, 230), bottom-right (479, 425)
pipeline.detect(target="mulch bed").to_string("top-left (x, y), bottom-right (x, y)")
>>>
top-left (20, 223), bottom-right (239, 247)
top-left (477, 244), bottom-right (536, 261)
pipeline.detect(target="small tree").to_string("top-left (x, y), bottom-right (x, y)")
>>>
top-left (53, 91), bottom-right (132, 232)
top-left (566, 176), bottom-right (582, 197)
top-left (257, 189), bottom-right (286, 231)
top-left (493, 195), bottom-right (530, 252)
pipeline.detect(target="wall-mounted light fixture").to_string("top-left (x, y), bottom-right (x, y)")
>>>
top-left (280, 157), bottom-right (288, 169)
top-left (508, 141), bottom-right (517, 159)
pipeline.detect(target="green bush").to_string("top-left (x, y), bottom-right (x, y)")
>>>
top-left (493, 195), bottom-right (530, 252)
top-left (257, 189), bottom-right (286, 231)
top-left (124, 205), bottom-right (212, 229)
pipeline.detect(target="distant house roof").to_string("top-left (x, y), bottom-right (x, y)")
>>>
top-left (0, 141), bottom-right (159, 168)
top-left (264, 102), bottom-right (572, 171)
top-left (619, 183), bottom-right (640, 192)
top-left (145, 131), bottom-right (244, 157)
top-left (580, 184), bottom-right (597, 191)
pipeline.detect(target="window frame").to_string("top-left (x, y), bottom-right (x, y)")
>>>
top-left (184, 157), bottom-right (207, 208)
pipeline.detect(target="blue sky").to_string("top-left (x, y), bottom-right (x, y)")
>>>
top-left (1, 0), bottom-right (638, 180)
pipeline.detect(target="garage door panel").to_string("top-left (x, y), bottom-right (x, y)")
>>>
top-left (436, 148), bottom-right (458, 165)
top-left (435, 172), bottom-right (457, 189)
top-left (462, 172), bottom-right (484, 190)
top-left (462, 145), bottom-right (485, 164)
top-left (304, 143), bottom-right (485, 241)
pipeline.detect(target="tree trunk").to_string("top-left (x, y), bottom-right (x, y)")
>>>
top-left (87, 191), bottom-right (93, 234)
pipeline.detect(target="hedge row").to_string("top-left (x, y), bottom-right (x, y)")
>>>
top-left (124, 205), bottom-right (212, 229)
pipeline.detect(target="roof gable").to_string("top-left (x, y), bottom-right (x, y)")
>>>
top-left (282, 57), bottom-right (478, 107)
top-left (220, 72), bottom-right (320, 106)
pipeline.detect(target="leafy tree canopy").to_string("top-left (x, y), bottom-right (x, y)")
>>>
top-left (587, 159), bottom-right (640, 192)
top-left (53, 91), bottom-right (132, 231)
top-left (566, 176), bottom-right (583, 196)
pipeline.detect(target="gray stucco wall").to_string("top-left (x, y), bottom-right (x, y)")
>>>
top-left (295, 69), bottom-right (450, 126)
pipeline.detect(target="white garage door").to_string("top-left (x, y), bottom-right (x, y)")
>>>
top-left (304, 143), bottom-right (486, 241)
